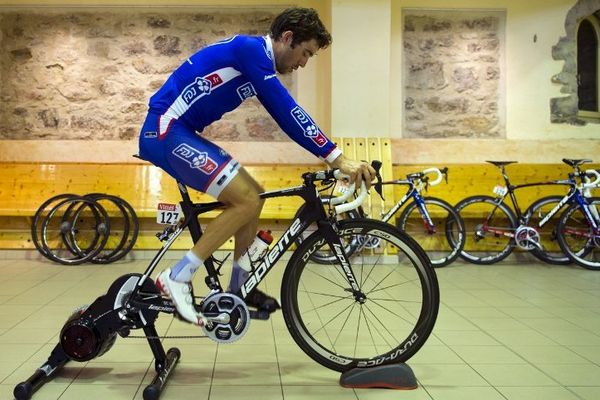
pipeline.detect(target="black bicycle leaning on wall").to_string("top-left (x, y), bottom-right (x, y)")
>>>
top-left (453, 159), bottom-right (600, 267)
top-left (15, 160), bottom-right (439, 400)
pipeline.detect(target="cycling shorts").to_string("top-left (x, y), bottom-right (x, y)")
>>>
top-left (138, 112), bottom-right (240, 199)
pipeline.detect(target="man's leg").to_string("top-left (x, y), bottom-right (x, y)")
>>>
top-left (192, 167), bottom-right (264, 261)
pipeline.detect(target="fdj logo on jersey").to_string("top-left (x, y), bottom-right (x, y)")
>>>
top-left (172, 144), bottom-right (218, 175)
top-left (182, 77), bottom-right (212, 105)
top-left (291, 106), bottom-right (327, 147)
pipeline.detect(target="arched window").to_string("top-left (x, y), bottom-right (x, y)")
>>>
top-left (578, 15), bottom-right (600, 118)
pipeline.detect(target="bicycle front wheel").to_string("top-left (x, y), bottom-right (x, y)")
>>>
top-left (557, 197), bottom-right (600, 270)
top-left (281, 218), bottom-right (439, 372)
top-left (455, 195), bottom-right (517, 265)
top-left (396, 197), bottom-right (466, 267)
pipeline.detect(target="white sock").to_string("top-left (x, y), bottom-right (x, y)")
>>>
top-left (169, 250), bottom-right (204, 282)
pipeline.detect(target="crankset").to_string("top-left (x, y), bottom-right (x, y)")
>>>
top-left (515, 226), bottom-right (542, 250)
top-left (200, 292), bottom-right (251, 343)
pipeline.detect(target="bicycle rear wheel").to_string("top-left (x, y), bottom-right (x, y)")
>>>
top-left (455, 195), bottom-right (517, 264)
top-left (556, 197), bottom-right (600, 270)
top-left (396, 197), bottom-right (465, 267)
top-left (524, 196), bottom-right (571, 265)
top-left (281, 218), bottom-right (438, 372)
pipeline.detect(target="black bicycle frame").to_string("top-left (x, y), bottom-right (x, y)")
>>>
top-left (130, 175), bottom-right (362, 306)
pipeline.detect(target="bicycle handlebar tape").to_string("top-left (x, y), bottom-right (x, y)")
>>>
top-left (339, 363), bottom-right (418, 390)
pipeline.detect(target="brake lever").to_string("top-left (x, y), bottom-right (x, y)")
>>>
top-left (371, 160), bottom-right (385, 200)
top-left (441, 167), bottom-right (449, 184)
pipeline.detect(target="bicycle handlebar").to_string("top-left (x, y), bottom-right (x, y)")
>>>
top-left (583, 169), bottom-right (600, 189)
top-left (422, 168), bottom-right (444, 186)
top-left (335, 181), bottom-right (369, 214)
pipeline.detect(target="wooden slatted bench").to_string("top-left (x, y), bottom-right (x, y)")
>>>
top-left (1, 161), bottom-right (597, 250)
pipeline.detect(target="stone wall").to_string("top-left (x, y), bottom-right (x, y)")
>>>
top-left (551, 0), bottom-right (600, 125)
top-left (0, 7), bottom-right (294, 141)
top-left (403, 10), bottom-right (505, 138)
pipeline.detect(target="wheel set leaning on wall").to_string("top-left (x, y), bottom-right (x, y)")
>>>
top-left (31, 194), bottom-right (139, 265)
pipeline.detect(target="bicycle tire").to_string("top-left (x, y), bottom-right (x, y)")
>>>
top-left (524, 196), bottom-right (571, 265)
top-left (85, 194), bottom-right (139, 263)
top-left (31, 193), bottom-right (78, 260)
top-left (40, 196), bottom-right (110, 265)
top-left (455, 195), bottom-right (517, 265)
top-left (556, 197), bottom-right (600, 270)
top-left (396, 197), bottom-right (466, 267)
top-left (292, 196), bottom-right (363, 264)
top-left (281, 218), bottom-right (439, 372)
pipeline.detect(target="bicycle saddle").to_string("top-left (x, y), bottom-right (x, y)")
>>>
top-left (485, 160), bottom-right (518, 167)
top-left (562, 158), bottom-right (592, 167)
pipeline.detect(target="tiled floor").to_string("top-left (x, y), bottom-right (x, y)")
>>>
top-left (1, 252), bottom-right (600, 400)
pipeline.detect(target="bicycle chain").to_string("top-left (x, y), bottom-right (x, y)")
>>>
top-left (123, 334), bottom-right (209, 340)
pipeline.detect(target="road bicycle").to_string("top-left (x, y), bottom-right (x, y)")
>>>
top-left (15, 162), bottom-right (439, 400)
top-left (453, 159), bottom-right (600, 265)
top-left (296, 167), bottom-right (465, 268)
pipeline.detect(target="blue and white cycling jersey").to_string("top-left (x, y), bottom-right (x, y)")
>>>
top-left (148, 34), bottom-right (340, 164)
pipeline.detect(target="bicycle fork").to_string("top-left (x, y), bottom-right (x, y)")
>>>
top-left (317, 219), bottom-right (364, 302)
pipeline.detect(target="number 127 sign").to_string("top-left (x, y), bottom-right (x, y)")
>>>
top-left (157, 203), bottom-right (182, 225)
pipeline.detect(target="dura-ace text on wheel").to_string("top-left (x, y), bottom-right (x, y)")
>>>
top-left (281, 218), bottom-right (439, 372)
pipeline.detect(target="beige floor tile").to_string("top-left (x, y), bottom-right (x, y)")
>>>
top-left (58, 383), bottom-right (140, 400)
top-left (535, 363), bottom-right (600, 386)
top-left (74, 361), bottom-right (151, 385)
top-left (425, 386), bottom-right (505, 400)
top-left (0, 343), bottom-right (44, 364)
top-left (355, 386), bottom-right (433, 399)
top-left (450, 306), bottom-right (509, 319)
top-left (470, 364), bottom-right (557, 386)
top-left (541, 330), bottom-right (600, 346)
top-left (500, 306), bottom-right (556, 319)
top-left (0, 327), bottom-right (58, 344)
top-left (489, 329), bottom-right (558, 346)
top-left (497, 386), bottom-right (582, 400)
top-left (568, 386), bottom-right (600, 400)
top-left (210, 384), bottom-right (283, 400)
top-left (408, 345), bottom-right (464, 364)
top-left (468, 317), bottom-right (530, 331)
top-left (213, 362), bottom-right (281, 386)
top-left (511, 345), bottom-right (589, 364)
top-left (568, 345), bottom-right (600, 363)
top-left (276, 343), bottom-right (318, 364)
top-left (450, 345), bottom-right (525, 364)
top-left (520, 317), bottom-right (584, 331)
top-left (279, 362), bottom-right (340, 386)
top-left (434, 330), bottom-right (500, 346)
top-left (217, 343), bottom-right (277, 363)
top-left (410, 364), bottom-right (489, 386)
top-left (284, 385), bottom-right (357, 400)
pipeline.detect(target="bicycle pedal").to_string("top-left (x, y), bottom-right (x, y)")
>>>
top-left (249, 309), bottom-right (271, 320)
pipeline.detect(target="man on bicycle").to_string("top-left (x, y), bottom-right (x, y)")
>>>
top-left (139, 7), bottom-right (375, 326)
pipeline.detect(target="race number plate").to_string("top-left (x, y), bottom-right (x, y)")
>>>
top-left (157, 203), bottom-right (182, 225)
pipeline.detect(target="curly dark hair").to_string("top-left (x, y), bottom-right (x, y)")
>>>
top-left (269, 7), bottom-right (332, 49)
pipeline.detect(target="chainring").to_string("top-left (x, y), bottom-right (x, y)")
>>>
top-left (515, 226), bottom-right (541, 250)
top-left (200, 293), bottom-right (250, 344)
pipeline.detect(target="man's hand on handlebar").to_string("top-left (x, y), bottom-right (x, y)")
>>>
top-left (328, 154), bottom-right (376, 189)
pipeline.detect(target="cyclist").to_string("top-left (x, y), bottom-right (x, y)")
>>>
top-left (139, 7), bottom-right (375, 326)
